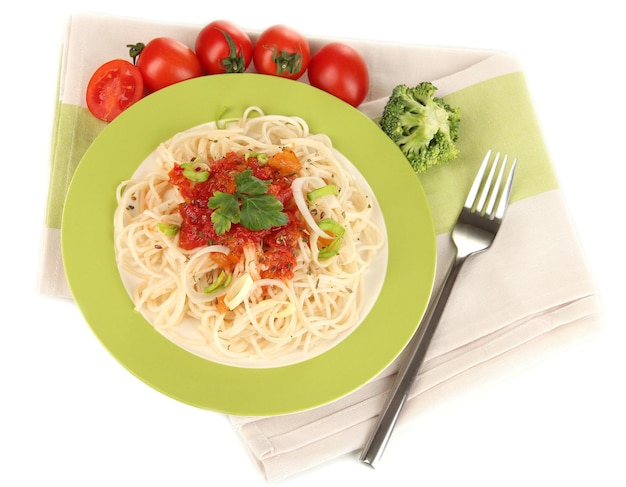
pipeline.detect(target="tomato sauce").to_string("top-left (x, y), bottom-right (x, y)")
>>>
top-left (168, 151), bottom-right (306, 280)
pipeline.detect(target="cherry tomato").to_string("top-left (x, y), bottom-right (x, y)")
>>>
top-left (85, 59), bottom-right (144, 122)
top-left (134, 37), bottom-right (204, 92)
top-left (307, 42), bottom-right (370, 107)
top-left (195, 20), bottom-right (252, 74)
top-left (252, 25), bottom-right (310, 80)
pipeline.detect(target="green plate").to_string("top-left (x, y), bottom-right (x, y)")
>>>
top-left (62, 74), bottom-right (436, 416)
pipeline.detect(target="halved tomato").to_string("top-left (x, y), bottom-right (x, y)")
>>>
top-left (86, 59), bottom-right (144, 122)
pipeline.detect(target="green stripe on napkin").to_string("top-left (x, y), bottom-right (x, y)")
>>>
top-left (420, 71), bottom-right (559, 235)
top-left (46, 104), bottom-right (106, 229)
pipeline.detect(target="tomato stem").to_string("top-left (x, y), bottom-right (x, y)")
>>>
top-left (126, 42), bottom-right (145, 65)
top-left (266, 44), bottom-right (303, 75)
top-left (219, 30), bottom-right (246, 73)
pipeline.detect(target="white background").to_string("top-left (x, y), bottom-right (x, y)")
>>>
top-left (3, 1), bottom-right (624, 486)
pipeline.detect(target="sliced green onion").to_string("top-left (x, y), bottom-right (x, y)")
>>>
top-left (318, 236), bottom-right (343, 259)
top-left (245, 152), bottom-right (268, 164)
top-left (222, 271), bottom-right (233, 288)
top-left (317, 218), bottom-right (345, 237)
top-left (157, 222), bottom-right (179, 236)
top-left (307, 184), bottom-right (338, 202)
top-left (204, 270), bottom-right (232, 294)
top-left (317, 218), bottom-right (345, 259)
top-left (181, 162), bottom-right (209, 182)
top-left (215, 105), bottom-right (229, 129)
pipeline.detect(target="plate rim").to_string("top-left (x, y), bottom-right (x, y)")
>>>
top-left (61, 73), bottom-right (436, 416)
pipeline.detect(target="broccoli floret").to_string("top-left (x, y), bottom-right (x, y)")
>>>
top-left (380, 82), bottom-right (461, 173)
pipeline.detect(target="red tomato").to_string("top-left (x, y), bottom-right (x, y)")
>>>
top-left (135, 37), bottom-right (204, 92)
top-left (195, 20), bottom-right (252, 74)
top-left (85, 59), bottom-right (144, 122)
top-left (252, 25), bottom-right (310, 80)
top-left (307, 42), bottom-right (370, 107)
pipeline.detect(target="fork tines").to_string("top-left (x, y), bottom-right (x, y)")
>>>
top-left (465, 150), bottom-right (517, 221)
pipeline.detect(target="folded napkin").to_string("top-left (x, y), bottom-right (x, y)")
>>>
top-left (40, 13), bottom-right (603, 482)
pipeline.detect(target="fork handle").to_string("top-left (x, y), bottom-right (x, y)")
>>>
top-left (360, 255), bottom-right (467, 468)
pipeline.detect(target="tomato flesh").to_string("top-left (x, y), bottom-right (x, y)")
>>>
top-left (85, 59), bottom-right (144, 122)
top-left (169, 152), bottom-right (306, 280)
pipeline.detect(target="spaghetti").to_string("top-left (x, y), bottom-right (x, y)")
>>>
top-left (113, 107), bottom-right (386, 366)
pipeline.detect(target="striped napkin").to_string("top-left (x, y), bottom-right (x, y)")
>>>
top-left (40, 13), bottom-right (603, 482)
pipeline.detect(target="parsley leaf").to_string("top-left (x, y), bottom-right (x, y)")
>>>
top-left (208, 169), bottom-right (288, 235)
top-left (210, 192), bottom-right (240, 235)
top-left (235, 169), bottom-right (270, 194)
top-left (241, 194), bottom-right (288, 231)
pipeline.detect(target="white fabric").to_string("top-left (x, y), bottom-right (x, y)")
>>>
top-left (230, 190), bottom-right (602, 481)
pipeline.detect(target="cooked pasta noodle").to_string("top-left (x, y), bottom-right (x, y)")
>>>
top-left (114, 107), bottom-right (386, 366)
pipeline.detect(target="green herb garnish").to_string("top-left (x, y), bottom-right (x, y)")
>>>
top-left (208, 169), bottom-right (288, 235)
top-left (245, 152), bottom-right (269, 164)
top-left (157, 222), bottom-right (180, 236)
top-left (180, 162), bottom-right (209, 182)
top-left (204, 270), bottom-right (232, 294)
top-left (317, 218), bottom-right (345, 259)
top-left (307, 184), bottom-right (338, 202)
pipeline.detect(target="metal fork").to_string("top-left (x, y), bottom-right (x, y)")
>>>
top-left (360, 150), bottom-right (518, 467)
